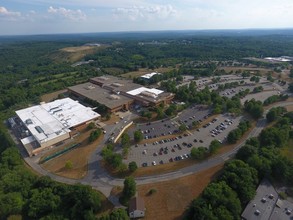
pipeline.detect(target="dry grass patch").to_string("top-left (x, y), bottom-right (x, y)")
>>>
top-left (41, 89), bottom-right (67, 102)
top-left (41, 129), bottom-right (103, 179)
top-left (286, 104), bottom-right (293, 112)
top-left (50, 45), bottom-right (108, 63)
top-left (96, 191), bottom-right (115, 218)
top-left (60, 46), bottom-right (99, 53)
top-left (220, 66), bottom-right (273, 75)
top-left (138, 164), bottom-right (224, 220)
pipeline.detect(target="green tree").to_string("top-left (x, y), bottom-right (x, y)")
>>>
top-left (227, 128), bottom-right (242, 144)
top-left (179, 124), bottom-right (187, 132)
top-left (133, 130), bottom-right (143, 143)
top-left (109, 208), bottom-right (129, 220)
top-left (27, 188), bottom-right (61, 218)
top-left (128, 161), bottom-right (138, 172)
top-left (120, 177), bottom-right (136, 205)
top-left (0, 192), bottom-right (24, 217)
top-left (89, 128), bottom-right (102, 143)
top-left (190, 147), bottom-right (208, 160)
top-left (65, 160), bottom-right (73, 170)
top-left (121, 133), bottom-right (130, 147)
top-left (87, 122), bottom-right (95, 130)
top-left (244, 99), bottom-right (264, 119)
top-left (209, 140), bottom-right (221, 154)
top-left (220, 160), bottom-right (258, 205)
top-left (236, 144), bottom-right (257, 161)
top-left (187, 181), bottom-right (241, 220)
top-left (266, 107), bottom-right (286, 122)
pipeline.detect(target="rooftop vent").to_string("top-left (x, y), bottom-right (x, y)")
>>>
top-left (140, 91), bottom-right (157, 98)
top-left (112, 83), bottom-right (123, 87)
top-left (86, 85), bottom-right (95, 90)
top-left (25, 119), bottom-right (33, 125)
top-left (35, 126), bottom-right (44, 134)
top-left (109, 94), bottom-right (120, 100)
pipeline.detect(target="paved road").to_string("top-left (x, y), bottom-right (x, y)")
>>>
top-left (22, 100), bottom-right (293, 205)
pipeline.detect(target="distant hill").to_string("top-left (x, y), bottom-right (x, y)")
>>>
top-left (1, 28), bottom-right (293, 43)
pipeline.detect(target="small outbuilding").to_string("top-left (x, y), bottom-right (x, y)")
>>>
top-left (129, 196), bottom-right (146, 219)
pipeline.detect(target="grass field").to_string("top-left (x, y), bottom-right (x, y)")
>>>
top-left (137, 164), bottom-right (224, 220)
top-left (41, 89), bottom-right (67, 102)
top-left (281, 139), bottom-right (293, 160)
top-left (286, 104), bottom-right (293, 112)
top-left (219, 66), bottom-right (273, 75)
top-left (41, 127), bottom-right (104, 179)
top-left (50, 45), bottom-right (108, 63)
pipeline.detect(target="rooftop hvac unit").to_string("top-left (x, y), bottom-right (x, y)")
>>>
top-left (140, 91), bottom-right (157, 98)
top-left (109, 94), bottom-right (120, 100)
top-left (86, 85), bottom-right (95, 90)
top-left (25, 119), bottom-right (33, 125)
top-left (112, 83), bottom-right (123, 87)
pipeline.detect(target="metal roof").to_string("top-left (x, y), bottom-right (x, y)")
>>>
top-left (16, 98), bottom-right (100, 144)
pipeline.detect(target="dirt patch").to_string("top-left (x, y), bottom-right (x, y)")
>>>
top-left (41, 89), bottom-right (67, 102)
top-left (286, 105), bottom-right (293, 112)
top-left (41, 128), bottom-right (103, 179)
top-left (138, 164), bottom-right (224, 220)
top-left (50, 45), bottom-right (107, 63)
top-left (61, 46), bottom-right (99, 53)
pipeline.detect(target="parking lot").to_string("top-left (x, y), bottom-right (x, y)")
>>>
top-left (176, 105), bottom-right (210, 129)
top-left (128, 118), bottom-right (180, 140)
top-left (124, 114), bottom-right (242, 167)
top-left (122, 73), bottom-right (286, 167)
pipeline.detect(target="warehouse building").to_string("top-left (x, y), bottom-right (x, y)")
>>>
top-left (69, 75), bottom-right (174, 111)
top-left (15, 98), bottom-right (100, 156)
top-left (68, 82), bottom-right (134, 113)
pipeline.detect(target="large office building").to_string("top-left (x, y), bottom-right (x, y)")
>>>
top-left (68, 75), bottom-right (174, 112)
top-left (16, 98), bottom-right (100, 156)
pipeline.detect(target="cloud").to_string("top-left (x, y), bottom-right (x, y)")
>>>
top-left (0, 6), bottom-right (21, 20)
top-left (48, 6), bottom-right (86, 21)
top-left (113, 5), bottom-right (177, 21)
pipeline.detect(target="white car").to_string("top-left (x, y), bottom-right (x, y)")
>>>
top-left (152, 161), bottom-right (156, 166)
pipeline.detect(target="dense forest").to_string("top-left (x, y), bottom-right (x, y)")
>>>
top-left (0, 31), bottom-right (293, 219)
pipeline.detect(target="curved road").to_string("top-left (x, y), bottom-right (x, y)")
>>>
top-left (23, 101), bottom-right (293, 204)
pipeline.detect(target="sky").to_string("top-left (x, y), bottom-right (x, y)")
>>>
top-left (0, 0), bottom-right (293, 35)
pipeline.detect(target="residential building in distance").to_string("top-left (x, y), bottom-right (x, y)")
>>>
top-left (15, 98), bottom-right (100, 156)
top-left (129, 196), bottom-right (146, 219)
top-left (139, 72), bottom-right (161, 82)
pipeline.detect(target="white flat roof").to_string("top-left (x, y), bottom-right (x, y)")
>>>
top-left (127, 87), bottom-right (164, 96)
top-left (264, 57), bottom-right (291, 62)
top-left (16, 98), bottom-right (100, 144)
top-left (140, 72), bottom-right (160, 79)
top-left (20, 136), bottom-right (36, 145)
